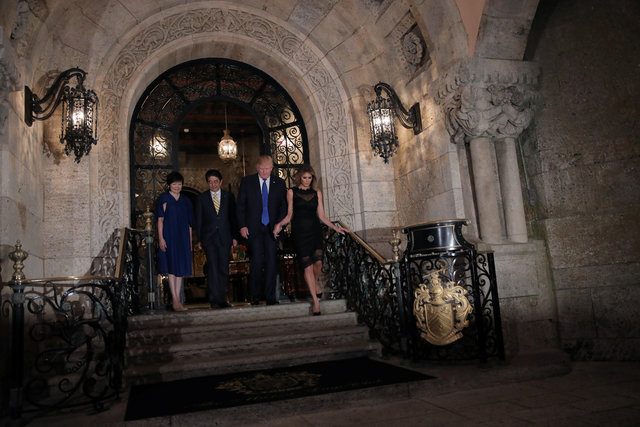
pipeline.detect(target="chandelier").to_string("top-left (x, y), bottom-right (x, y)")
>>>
top-left (218, 104), bottom-right (237, 161)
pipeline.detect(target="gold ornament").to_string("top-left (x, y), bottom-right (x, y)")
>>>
top-left (413, 270), bottom-right (472, 346)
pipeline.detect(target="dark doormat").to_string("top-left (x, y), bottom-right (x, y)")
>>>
top-left (124, 357), bottom-right (434, 420)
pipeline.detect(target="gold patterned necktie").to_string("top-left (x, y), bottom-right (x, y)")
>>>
top-left (213, 192), bottom-right (220, 214)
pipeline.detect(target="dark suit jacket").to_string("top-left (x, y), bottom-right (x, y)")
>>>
top-left (195, 189), bottom-right (237, 247)
top-left (237, 173), bottom-right (287, 234)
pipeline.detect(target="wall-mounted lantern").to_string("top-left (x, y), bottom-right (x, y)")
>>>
top-left (367, 82), bottom-right (422, 163)
top-left (25, 68), bottom-right (99, 163)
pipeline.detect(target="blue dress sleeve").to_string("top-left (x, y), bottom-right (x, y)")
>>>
top-left (156, 193), bottom-right (168, 218)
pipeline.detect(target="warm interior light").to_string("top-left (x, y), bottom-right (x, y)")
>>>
top-left (218, 129), bottom-right (238, 161)
top-left (72, 109), bottom-right (85, 127)
top-left (150, 133), bottom-right (168, 158)
top-left (218, 104), bottom-right (237, 161)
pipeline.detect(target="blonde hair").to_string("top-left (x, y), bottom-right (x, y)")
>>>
top-left (256, 155), bottom-right (273, 166)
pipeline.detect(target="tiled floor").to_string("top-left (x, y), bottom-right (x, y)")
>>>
top-left (23, 359), bottom-right (640, 426)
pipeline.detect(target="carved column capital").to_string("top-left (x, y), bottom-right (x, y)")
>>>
top-left (435, 58), bottom-right (540, 144)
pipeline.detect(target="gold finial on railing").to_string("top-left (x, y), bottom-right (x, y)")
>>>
top-left (9, 240), bottom-right (28, 282)
top-left (389, 229), bottom-right (401, 262)
top-left (143, 206), bottom-right (154, 233)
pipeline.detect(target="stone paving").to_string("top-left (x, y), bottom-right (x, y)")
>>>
top-left (25, 358), bottom-right (640, 426)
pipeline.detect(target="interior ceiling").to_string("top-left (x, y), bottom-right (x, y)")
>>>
top-left (178, 101), bottom-right (261, 155)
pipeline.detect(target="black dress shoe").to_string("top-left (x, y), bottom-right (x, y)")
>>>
top-left (250, 300), bottom-right (260, 306)
top-left (266, 300), bottom-right (280, 306)
top-left (211, 302), bottom-right (233, 309)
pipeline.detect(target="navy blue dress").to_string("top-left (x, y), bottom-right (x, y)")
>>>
top-left (156, 192), bottom-right (194, 276)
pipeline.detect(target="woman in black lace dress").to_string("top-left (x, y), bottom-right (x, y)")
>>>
top-left (274, 165), bottom-right (346, 315)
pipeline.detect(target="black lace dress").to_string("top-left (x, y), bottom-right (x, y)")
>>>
top-left (291, 187), bottom-right (323, 268)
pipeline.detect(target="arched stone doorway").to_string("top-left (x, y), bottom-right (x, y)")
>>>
top-left (92, 4), bottom-right (359, 258)
top-left (129, 58), bottom-right (310, 227)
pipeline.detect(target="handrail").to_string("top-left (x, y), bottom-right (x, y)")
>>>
top-left (336, 221), bottom-right (389, 265)
top-left (19, 275), bottom-right (117, 285)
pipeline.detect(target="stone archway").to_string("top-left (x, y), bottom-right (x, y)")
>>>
top-left (92, 4), bottom-right (358, 255)
top-left (129, 58), bottom-right (311, 227)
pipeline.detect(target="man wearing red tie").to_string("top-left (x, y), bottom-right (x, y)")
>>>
top-left (237, 155), bottom-right (288, 305)
top-left (196, 169), bottom-right (238, 309)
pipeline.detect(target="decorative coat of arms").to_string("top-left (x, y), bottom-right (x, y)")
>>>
top-left (413, 271), bottom-right (472, 346)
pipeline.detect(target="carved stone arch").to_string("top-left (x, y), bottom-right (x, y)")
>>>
top-left (91, 4), bottom-right (358, 256)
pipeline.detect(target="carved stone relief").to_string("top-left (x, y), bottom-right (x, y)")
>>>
top-left (389, 12), bottom-right (430, 78)
top-left (97, 6), bottom-right (355, 253)
top-left (435, 58), bottom-right (539, 144)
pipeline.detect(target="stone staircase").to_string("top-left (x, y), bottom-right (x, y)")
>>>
top-left (125, 299), bottom-right (380, 385)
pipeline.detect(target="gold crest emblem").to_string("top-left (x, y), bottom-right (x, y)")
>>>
top-left (413, 270), bottom-right (472, 346)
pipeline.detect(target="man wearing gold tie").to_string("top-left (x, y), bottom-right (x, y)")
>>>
top-left (195, 169), bottom-right (238, 309)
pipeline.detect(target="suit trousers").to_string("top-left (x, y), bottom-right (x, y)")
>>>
top-left (248, 224), bottom-right (278, 303)
top-left (203, 234), bottom-right (231, 305)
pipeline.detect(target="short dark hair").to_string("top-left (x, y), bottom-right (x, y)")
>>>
top-left (205, 169), bottom-right (223, 181)
top-left (166, 171), bottom-right (184, 186)
top-left (293, 164), bottom-right (317, 188)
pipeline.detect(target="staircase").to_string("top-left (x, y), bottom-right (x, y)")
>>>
top-left (125, 299), bottom-right (380, 385)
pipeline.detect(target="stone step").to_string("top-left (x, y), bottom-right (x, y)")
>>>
top-left (126, 323), bottom-right (368, 361)
top-left (127, 311), bottom-right (359, 348)
top-left (127, 340), bottom-right (382, 385)
top-left (127, 299), bottom-right (348, 331)
top-left (124, 298), bottom-right (378, 385)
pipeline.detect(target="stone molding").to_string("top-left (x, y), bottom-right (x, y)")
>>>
top-left (96, 5), bottom-right (356, 254)
top-left (435, 58), bottom-right (539, 143)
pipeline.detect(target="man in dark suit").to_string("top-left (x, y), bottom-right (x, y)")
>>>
top-left (237, 155), bottom-right (287, 305)
top-left (196, 169), bottom-right (237, 309)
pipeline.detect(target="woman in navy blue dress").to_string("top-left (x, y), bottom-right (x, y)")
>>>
top-left (156, 171), bottom-right (193, 312)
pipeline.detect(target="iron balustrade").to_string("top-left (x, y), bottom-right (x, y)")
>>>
top-left (323, 220), bottom-right (505, 363)
top-left (3, 276), bottom-right (126, 418)
top-left (3, 225), bottom-right (155, 419)
top-left (323, 226), bottom-right (405, 354)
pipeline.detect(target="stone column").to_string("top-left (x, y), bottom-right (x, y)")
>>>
top-left (448, 84), bottom-right (505, 243)
top-left (469, 136), bottom-right (503, 243)
top-left (496, 137), bottom-right (527, 242)
top-left (488, 85), bottom-right (534, 243)
top-left (436, 59), bottom-right (539, 245)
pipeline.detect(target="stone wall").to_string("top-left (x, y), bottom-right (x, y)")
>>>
top-left (523, 0), bottom-right (640, 359)
top-left (0, 2), bottom-right (45, 280)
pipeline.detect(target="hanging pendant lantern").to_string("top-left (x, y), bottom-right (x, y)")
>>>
top-left (218, 104), bottom-right (237, 161)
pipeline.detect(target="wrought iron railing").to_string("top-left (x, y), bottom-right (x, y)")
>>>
top-left (324, 226), bottom-right (405, 353)
top-left (3, 272), bottom-right (126, 418)
top-left (324, 219), bottom-right (505, 363)
top-left (2, 217), bottom-right (156, 419)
